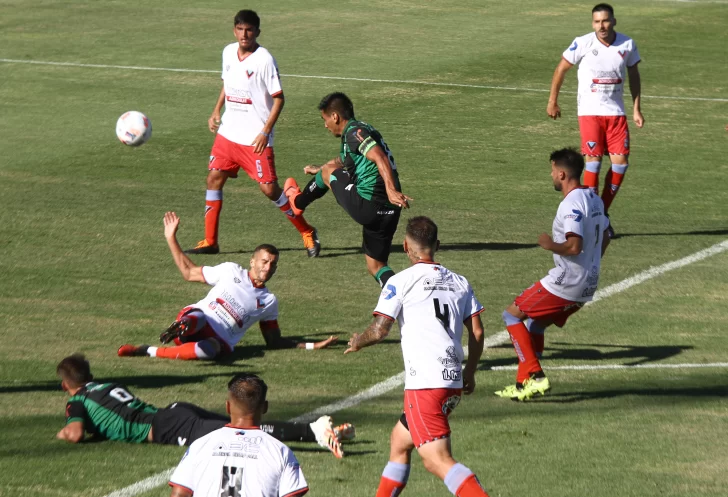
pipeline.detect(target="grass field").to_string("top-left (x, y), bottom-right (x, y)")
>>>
top-left (1, 0), bottom-right (727, 496)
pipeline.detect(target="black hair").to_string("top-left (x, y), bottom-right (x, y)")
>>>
top-left (317, 92), bottom-right (355, 120)
top-left (406, 216), bottom-right (438, 249)
top-left (228, 373), bottom-right (268, 412)
top-left (234, 10), bottom-right (260, 28)
top-left (253, 244), bottom-right (279, 257)
top-left (57, 354), bottom-right (93, 386)
top-left (592, 3), bottom-right (614, 17)
top-left (550, 148), bottom-right (585, 179)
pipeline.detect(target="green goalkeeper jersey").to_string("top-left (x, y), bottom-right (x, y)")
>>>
top-left (339, 119), bottom-right (401, 207)
top-left (65, 382), bottom-right (158, 443)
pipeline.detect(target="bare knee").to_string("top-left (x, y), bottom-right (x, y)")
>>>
top-left (207, 170), bottom-right (229, 190)
top-left (259, 181), bottom-right (282, 200)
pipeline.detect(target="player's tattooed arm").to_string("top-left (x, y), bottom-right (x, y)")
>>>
top-left (344, 314), bottom-right (394, 354)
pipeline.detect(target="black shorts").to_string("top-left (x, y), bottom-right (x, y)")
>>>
top-left (329, 168), bottom-right (401, 263)
top-left (151, 402), bottom-right (228, 446)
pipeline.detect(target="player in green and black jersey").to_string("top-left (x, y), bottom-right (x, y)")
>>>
top-left (283, 92), bottom-right (412, 288)
top-left (55, 354), bottom-right (353, 455)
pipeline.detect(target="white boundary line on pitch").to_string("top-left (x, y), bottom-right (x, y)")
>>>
top-left (486, 362), bottom-right (728, 371)
top-left (2, 58), bottom-right (727, 103)
top-left (102, 238), bottom-right (728, 497)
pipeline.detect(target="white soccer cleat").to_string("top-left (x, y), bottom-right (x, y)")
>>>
top-left (309, 415), bottom-right (344, 459)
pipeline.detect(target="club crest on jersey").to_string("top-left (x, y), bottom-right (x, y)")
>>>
top-left (256, 298), bottom-right (265, 309)
top-left (209, 155), bottom-right (216, 165)
top-left (381, 284), bottom-right (397, 300)
top-left (569, 41), bottom-right (578, 51)
top-left (246, 69), bottom-right (254, 78)
top-left (618, 50), bottom-right (627, 59)
top-left (587, 141), bottom-right (597, 151)
top-left (234, 277), bottom-right (241, 284)
top-left (592, 49), bottom-right (598, 56)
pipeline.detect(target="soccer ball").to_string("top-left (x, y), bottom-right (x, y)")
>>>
top-left (116, 111), bottom-right (152, 146)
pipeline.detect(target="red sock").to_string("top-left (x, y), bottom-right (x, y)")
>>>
top-left (601, 165), bottom-right (627, 212)
top-left (278, 201), bottom-right (313, 234)
top-left (376, 477), bottom-right (406, 497)
top-left (155, 342), bottom-right (200, 360)
top-left (456, 474), bottom-right (490, 497)
top-left (583, 170), bottom-right (599, 190)
top-left (530, 333), bottom-right (545, 357)
top-left (507, 323), bottom-right (542, 383)
top-left (204, 190), bottom-right (223, 245)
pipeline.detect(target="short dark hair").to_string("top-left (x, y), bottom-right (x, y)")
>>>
top-left (57, 354), bottom-right (93, 386)
top-left (406, 216), bottom-right (438, 249)
top-left (253, 244), bottom-right (279, 258)
top-left (234, 9), bottom-right (260, 28)
top-left (550, 148), bottom-right (584, 179)
top-left (228, 373), bottom-right (268, 412)
top-left (318, 92), bottom-right (355, 120)
top-left (592, 3), bottom-right (614, 16)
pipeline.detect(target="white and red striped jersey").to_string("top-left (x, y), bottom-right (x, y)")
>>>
top-left (218, 43), bottom-right (283, 146)
top-left (562, 32), bottom-right (641, 116)
top-left (170, 426), bottom-right (308, 497)
top-left (540, 187), bottom-right (609, 302)
top-left (192, 263), bottom-right (278, 350)
top-left (373, 262), bottom-right (484, 390)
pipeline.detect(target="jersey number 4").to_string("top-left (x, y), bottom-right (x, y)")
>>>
top-left (433, 298), bottom-right (451, 335)
top-left (220, 466), bottom-right (244, 497)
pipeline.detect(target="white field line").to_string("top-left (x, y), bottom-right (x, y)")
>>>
top-left (486, 362), bottom-right (728, 371)
top-left (1, 58), bottom-right (727, 103)
top-left (102, 238), bottom-right (728, 497)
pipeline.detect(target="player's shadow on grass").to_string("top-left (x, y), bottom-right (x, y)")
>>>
top-left (541, 384), bottom-right (728, 403)
top-left (480, 342), bottom-right (693, 370)
top-left (617, 228), bottom-right (728, 238)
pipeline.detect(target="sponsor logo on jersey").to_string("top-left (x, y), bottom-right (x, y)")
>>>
top-left (234, 277), bottom-right (241, 284)
top-left (226, 95), bottom-right (252, 105)
top-left (569, 41), bottom-right (578, 51)
top-left (438, 346), bottom-right (459, 367)
top-left (177, 437), bottom-right (187, 446)
top-left (382, 284), bottom-right (397, 300)
top-left (423, 267), bottom-right (455, 291)
top-left (442, 369), bottom-right (462, 382)
top-left (345, 184), bottom-right (354, 191)
top-left (565, 209), bottom-right (584, 222)
top-left (216, 297), bottom-right (244, 327)
top-left (592, 78), bottom-right (622, 84)
top-left (592, 49), bottom-right (599, 56)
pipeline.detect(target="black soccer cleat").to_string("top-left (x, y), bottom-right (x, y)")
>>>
top-left (159, 320), bottom-right (190, 344)
top-left (184, 240), bottom-right (220, 255)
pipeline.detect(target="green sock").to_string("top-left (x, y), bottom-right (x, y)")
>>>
top-left (315, 170), bottom-right (328, 189)
top-left (374, 266), bottom-right (395, 287)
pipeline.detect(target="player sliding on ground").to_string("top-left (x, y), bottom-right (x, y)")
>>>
top-left (283, 92), bottom-right (411, 288)
top-left (496, 148), bottom-right (610, 401)
top-left (118, 212), bottom-right (337, 361)
top-left (345, 217), bottom-right (493, 497)
top-left (56, 354), bottom-right (353, 458)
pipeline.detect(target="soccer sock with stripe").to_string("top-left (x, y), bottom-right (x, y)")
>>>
top-left (272, 191), bottom-right (314, 234)
top-left (180, 309), bottom-right (206, 336)
top-left (502, 310), bottom-right (542, 384)
top-left (444, 463), bottom-right (490, 497)
top-left (294, 171), bottom-right (329, 211)
top-left (204, 190), bottom-right (223, 246)
top-left (374, 266), bottom-right (395, 288)
top-left (583, 160), bottom-right (601, 194)
top-left (601, 163), bottom-right (628, 212)
top-left (376, 461), bottom-right (410, 497)
top-left (149, 342), bottom-right (217, 360)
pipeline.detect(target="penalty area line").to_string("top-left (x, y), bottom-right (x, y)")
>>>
top-left (102, 239), bottom-right (728, 497)
top-left (1, 58), bottom-right (727, 103)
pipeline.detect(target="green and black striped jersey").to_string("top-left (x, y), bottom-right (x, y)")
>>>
top-left (65, 382), bottom-right (158, 443)
top-left (339, 119), bottom-right (401, 206)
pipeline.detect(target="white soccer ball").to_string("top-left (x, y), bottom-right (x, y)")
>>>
top-left (116, 111), bottom-right (152, 146)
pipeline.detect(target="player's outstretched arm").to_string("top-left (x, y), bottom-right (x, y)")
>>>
top-left (365, 146), bottom-right (412, 209)
top-left (261, 326), bottom-right (338, 350)
top-left (627, 64), bottom-right (644, 128)
top-left (56, 421), bottom-right (84, 443)
top-left (163, 212), bottom-right (205, 283)
top-left (547, 58), bottom-right (573, 119)
top-left (463, 314), bottom-right (485, 395)
top-left (538, 232), bottom-right (583, 256)
top-left (344, 314), bottom-right (394, 354)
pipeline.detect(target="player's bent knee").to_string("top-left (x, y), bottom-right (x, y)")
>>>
top-left (502, 309), bottom-right (523, 326)
top-left (195, 339), bottom-right (221, 360)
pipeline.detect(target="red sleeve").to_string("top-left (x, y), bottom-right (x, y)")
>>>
top-left (282, 487), bottom-right (309, 497)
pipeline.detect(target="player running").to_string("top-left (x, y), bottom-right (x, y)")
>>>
top-left (547, 3), bottom-right (643, 237)
top-left (495, 148), bottom-right (610, 401)
top-left (169, 373), bottom-right (309, 497)
top-left (283, 92), bottom-right (411, 288)
top-left (117, 212), bottom-right (337, 361)
top-left (186, 9), bottom-right (320, 257)
top-left (56, 354), bottom-right (352, 458)
top-left (345, 217), bottom-right (492, 497)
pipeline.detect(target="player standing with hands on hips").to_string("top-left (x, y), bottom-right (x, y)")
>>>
top-left (187, 10), bottom-right (321, 257)
top-left (345, 217), bottom-right (492, 497)
top-left (547, 3), bottom-right (643, 237)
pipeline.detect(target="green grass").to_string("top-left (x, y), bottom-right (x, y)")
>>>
top-left (1, 0), bottom-right (727, 496)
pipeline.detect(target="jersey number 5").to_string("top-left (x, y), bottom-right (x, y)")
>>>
top-left (433, 298), bottom-right (451, 335)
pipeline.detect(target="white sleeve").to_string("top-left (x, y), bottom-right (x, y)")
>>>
top-left (264, 56), bottom-right (283, 97)
top-left (627, 42), bottom-right (641, 67)
top-left (562, 37), bottom-right (583, 65)
top-left (462, 285), bottom-right (484, 321)
top-left (201, 262), bottom-right (237, 286)
top-left (372, 280), bottom-right (403, 320)
top-left (169, 444), bottom-right (198, 493)
top-left (562, 203), bottom-right (585, 238)
top-left (263, 296), bottom-right (279, 322)
top-left (278, 448), bottom-right (308, 497)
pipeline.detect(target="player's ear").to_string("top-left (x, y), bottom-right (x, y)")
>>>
top-left (225, 400), bottom-right (231, 415)
top-left (403, 238), bottom-right (409, 253)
